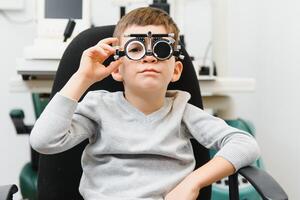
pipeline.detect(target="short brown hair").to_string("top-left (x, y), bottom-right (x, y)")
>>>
top-left (113, 7), bottom-right (180, 46)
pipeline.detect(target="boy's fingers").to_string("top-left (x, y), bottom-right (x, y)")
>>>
top-left (84, 38), bottom-right (121, 68)
top-left (89, 47), bottom-right (108, 61)
top-left (97, 37), bottom-right (119, 46)
top-left (88, 45), bottom-right (116, 62)
top-left (105, 59), bottom-right (122, 74)
top-left (85, 46), bottom-right (106, 56)
top-left (98, 43), bottom-right (116, 54)
top-left (91, 38), bottom-right (119, 62)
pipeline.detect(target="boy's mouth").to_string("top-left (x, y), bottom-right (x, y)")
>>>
top-left (140, 68), bottom-right (160, 73)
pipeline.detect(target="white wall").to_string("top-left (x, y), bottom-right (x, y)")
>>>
top-left (256, 1), bottom-right (300, 198)
top-left (0, 0), bottom-right (36, 199)
top-left (1, 0), bottom-right (299, 199)
top-left (227, 0), bottom-right (300, 199)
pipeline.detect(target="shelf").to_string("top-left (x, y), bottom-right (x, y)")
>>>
top-left (199, 77), bottom-right (255, 96)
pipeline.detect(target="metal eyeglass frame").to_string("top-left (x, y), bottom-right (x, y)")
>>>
top-left (113, 31), bottom-right (184, 61)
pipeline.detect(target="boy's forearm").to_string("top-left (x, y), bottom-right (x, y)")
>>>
top-left (189, 156), bottom-right (235, 190)
top-left (60, 72), bottom-right (94, 101)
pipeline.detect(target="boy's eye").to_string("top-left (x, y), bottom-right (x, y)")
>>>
top-left (128, 48), bottom-right (138, 52)
top-left (125, 40), bottom-right (146, 60)
top-left (128, 45), bottom-right (143, 53)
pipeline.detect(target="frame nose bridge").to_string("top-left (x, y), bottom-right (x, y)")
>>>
top-left (144, 37), bottom-right (152, 51)
top-left (144, 37), bottom-right (155, 57)
top-left (145, 51), bottom-right (153, 56)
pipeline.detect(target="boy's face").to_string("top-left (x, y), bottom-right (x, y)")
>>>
top-left (112, 25), bottom-right (183, 93)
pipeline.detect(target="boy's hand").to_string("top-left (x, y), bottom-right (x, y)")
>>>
top-left (76, 37), bottom-right (122, 84)
top-left (164, 174), bottom-right (200, 200)
top-left (60, 37), bottom-right (122, 101)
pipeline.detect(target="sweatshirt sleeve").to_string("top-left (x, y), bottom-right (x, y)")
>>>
top-left (30, 92), bottom-right (98, 154)
top-left (183, 103), bottom-right (260, 171)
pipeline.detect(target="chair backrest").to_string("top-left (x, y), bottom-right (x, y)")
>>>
top-left (37, 25), bottom-right (211, 200)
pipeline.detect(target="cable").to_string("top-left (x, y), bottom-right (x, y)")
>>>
top-left (63, 19), bottom-right (76, 42)
top-left (202, 40), bottom-right (212, 67)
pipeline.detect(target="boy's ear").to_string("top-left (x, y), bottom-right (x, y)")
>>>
top-left (111, 64), bottom-right (123, 82)
top-left (171, 60), bottom-right (183, 82)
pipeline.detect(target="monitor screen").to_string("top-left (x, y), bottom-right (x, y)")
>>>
top-left (45, 0), bottom-right (82, 19)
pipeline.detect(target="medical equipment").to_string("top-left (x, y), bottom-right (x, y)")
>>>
top-left (36, 0), bottom-right (91, 39)
top-left (22, 0), bottom-right (91, 60)
top-left (114, 31), bottom-right (184, 61)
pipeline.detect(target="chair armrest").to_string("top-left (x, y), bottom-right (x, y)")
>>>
top-left (0, 185), bottom-right (18, 200)
top-left (238, 166), bottom-right (288, 200)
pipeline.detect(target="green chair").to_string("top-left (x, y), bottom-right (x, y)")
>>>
top-left (9, 93), bottom-right (50, 200)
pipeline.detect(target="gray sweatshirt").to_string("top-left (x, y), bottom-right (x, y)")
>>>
top-left (30, 90), bottom-right (260, 200)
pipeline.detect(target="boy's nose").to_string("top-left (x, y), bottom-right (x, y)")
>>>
top-left (141, 54), bottom-right (158, 63)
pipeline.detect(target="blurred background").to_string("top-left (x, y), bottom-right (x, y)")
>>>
top-left (0, 0), bottom-right (299, 199)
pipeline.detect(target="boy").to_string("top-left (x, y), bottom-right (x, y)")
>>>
top-left (30, 7), bottom-right (260, 200)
